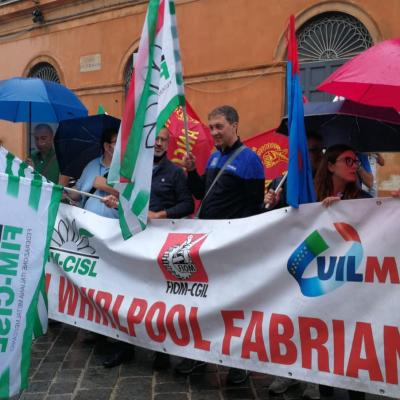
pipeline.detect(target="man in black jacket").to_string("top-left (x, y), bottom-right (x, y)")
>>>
top-left (102, 127), bottom-right (194, 369)
top-left (179, 105), bottom-right (265, 384)
top-left (148, 127), bottom-right (194, 219)
top-left (185, 105), bottom-right (265, 219)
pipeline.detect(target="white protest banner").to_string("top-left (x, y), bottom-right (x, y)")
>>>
top-left (0, 174), bottom-right (61, 398)
top-left (0, 146), bottom-right (50, 340)
top-left (46, 198), bottom-right (400, 398)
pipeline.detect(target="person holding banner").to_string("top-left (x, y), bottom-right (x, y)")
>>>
top-left (102, 126), bottom-right (194, 369)
top-left (182, 105), bottom-right (265, 384)
top-left (184, 105), bottom-right (265, 220)
top-left (265, 132), bottom-right (323, 210)
top-left (266, 143), bottom-right (370, 400)
top-left (147, 127), bottom-right (195, 220)
top-left (315, 145), bottom-right (372, 207)
top-left (265, 132), bottom-right (324, 399)
top-left (314, 145), bottom-right (370, 400)
top-left (67, 128), bottom-right (119, 218)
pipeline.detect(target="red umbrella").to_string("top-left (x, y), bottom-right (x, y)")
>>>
top-left (317, 38), bottom-right (400, 111)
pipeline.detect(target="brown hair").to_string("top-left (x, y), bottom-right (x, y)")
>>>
top-left (314, 144), bottom-right (361, 201)
top-left (208, 105), bottom-right (239, 124)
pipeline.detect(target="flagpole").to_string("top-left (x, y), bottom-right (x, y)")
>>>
top-left (265, 171), bottom-right (288, 209)
top-left (64, 187), bottom-right (104, 201)
top-left (182, 103), bottom-right (190, 154)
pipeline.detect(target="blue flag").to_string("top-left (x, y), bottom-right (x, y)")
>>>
top-left (286, 15), bottom-right (316, 208)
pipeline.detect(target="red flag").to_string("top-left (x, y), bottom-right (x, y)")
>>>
top-left (243, 129), bottom-right (289, 187)
top-left (165, 101), bottom-right (213, 175)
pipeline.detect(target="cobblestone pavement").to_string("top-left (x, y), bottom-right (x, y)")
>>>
top-left (16, 323), bottom-right (395, 400)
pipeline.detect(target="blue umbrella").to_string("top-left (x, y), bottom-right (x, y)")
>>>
top-left (0, 77), bottom-right (87, 123)
top-left (54, 114), bottom-right (120, 178)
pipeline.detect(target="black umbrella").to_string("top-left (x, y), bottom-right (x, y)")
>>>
top-left (54, 114), bottom-right (120, 179)
top-left (277, 100), bottom-right (400, 152)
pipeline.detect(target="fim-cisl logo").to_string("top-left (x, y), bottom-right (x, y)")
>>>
top-left (49, 219), bottom-right (98, 278)
top-left (157, 233), bottom-right (208, 298)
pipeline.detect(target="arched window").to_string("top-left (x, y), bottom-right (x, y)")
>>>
top-left (124, 55), bottom-right (134, 96)
top-left (28, 62), bottom-right (60, 83)
top-left (297, 12), bottom-right (372, 62)
top-left (296, 12), bottom-right (373, 101)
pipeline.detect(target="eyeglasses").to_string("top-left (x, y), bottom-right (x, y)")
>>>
top-left (335, 157), bottom-right (361, 168)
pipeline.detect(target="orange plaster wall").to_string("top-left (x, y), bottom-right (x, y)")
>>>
top-left (1, 0), bottom-right (400, 162)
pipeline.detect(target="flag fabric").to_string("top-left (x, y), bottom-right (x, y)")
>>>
top-left (243, 129), bottom-right (289, 188)
top-left (0, 147), bottom-right (50, 339)
top-left (0, 173), bottom-right (62, 398)
top-left (97, 104), bottom-right (107, 115)
top-left (286, 15), bottom-right (316, 208)
top-left (0, 146), bottom-right (43, 182)
top-left (165, 101), bottom-right (213, 175)
top-left (109, 0), bottom-right (186, 239)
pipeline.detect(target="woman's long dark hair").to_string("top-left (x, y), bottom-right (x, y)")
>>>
top-left (314, 144), bottom-right (361, 201)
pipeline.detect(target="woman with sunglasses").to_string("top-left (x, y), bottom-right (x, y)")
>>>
top-left (315, 144), bottom-right (372, 207)
top-left (314, 144), bottom-right (370, 400)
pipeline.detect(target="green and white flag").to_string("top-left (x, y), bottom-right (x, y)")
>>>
top-left (0, 146), bottom-right (49, 339)
top-left (0, 146), bottom-right (44, 181)
top-left (0, 173), bottom-right (62, 399)
top-left (108, 0), bottom-right (186, 239)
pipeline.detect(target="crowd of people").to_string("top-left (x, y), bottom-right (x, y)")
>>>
top-left (28, 105), bottom-right (389, 400)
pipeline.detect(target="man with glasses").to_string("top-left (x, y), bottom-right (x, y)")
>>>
top-left (101, 126), bottom-right (194, 369)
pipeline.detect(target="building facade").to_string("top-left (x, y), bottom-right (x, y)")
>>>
top-left (0, 0), bottom-right (399, 193)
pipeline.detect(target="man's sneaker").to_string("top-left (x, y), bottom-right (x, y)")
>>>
top-left (152, 352), bottom-right (170, 371)
top-left (303, 383), bottom-right (320, 399)
top-left (319, 385), bottom-right (334, 397)
top-left (268, 377), bottom-right (299, 394)
top-left (103, 348), bottom-right (134, 368)
top-left (175, 358), bottom-right (206, 375)
top-left (226, 368), bottom-right (249, 385)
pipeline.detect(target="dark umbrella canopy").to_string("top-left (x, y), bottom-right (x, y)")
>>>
top-left (54, 114), bottom-right (120, 179)
top-left (277, 100), bottom-right (400, 152)
top-left (0, 77), bottom-right (87, 122)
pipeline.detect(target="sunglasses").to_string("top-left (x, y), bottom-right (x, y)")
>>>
top-left (336, 157), bottom-right (361, 168)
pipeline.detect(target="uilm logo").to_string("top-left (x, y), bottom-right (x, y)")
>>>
top-left (157, 233), bottom-right (208, 298)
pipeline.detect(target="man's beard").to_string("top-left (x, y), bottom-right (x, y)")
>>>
top-left (153, 151), bottom-right (166, 163)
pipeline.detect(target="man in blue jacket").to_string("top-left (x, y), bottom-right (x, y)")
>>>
top-left (185, 105), bottom-right (265, 219)
top-left (180, 105), bottom-right (265, 384)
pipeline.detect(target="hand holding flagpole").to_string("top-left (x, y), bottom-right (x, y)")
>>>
top-left (63, 187), bottom-right (104, 201)
top-left (264, 171), bottom-right (287, 209)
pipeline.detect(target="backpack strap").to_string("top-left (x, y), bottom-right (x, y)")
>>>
top-left (196, 145), bottom-right (245, 218)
